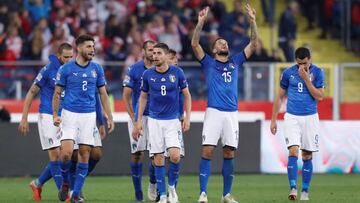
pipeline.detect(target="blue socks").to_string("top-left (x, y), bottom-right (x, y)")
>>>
top-left (37, 163), bottom-right (52, 186)
top-left (199, 158), bottom-right (211, 193)
top-left (168, 162), bottom-right (180, 187)
top-left (302, 159), bottom-right (313, 192)
top-left (88, 158), bottom-right (99, 175)
top-left (72, 163), bottom-right (88, 198)
top-left (61, 160), bottom-right (72, 185)
top-left (49, 161), bottom-right (62, 190)
top-left (155, 165), bottom-right (166, 196)
top-left (288, 156), bottom-right (298, 190)
top-left (69, 160), bottom-right (77, 190)
top-left (130, 162), bottom-right (143, 193)
top-left (149, 162), bottom-right (156, 184)
top-left (222, 158), bottom-right (234, 196)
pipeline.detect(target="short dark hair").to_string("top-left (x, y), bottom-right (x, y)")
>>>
top-left (143, 40), bottom-right (156, 49)
top-left (295, 47), bottom-right (311, 59)
top-left (153, 43), bottom-right (169, 53)
top-left (75, 34), bottom-right (95, 46)
top-left (168, 49), bottom-right (176, 56)
top-left (212, 37), bottom-right (227, 50)
top-left (57, 42), bottom-right (72, 54)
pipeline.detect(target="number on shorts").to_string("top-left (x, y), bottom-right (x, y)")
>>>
top-left (161, 85), bottom-right (166, 96)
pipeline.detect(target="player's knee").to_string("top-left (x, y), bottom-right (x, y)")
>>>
top-left (288, 146), bottom-right (299, 157)
top-left (91, 147), bottom-right (103, 161)
top-left (169, 154), bottom-right (180, 164)
top-left (153, 154), bottom-right (165, 166)
top-left (61, 151), bottom-right (73, 162)
top-left (202, 146), bottom-right (214, 159)
top-left (131, 151), bottom-right (144, 163)
top-left (223, 146), bottom-right (235, 158)
top-left (302, 151), bottom-right (312, 160)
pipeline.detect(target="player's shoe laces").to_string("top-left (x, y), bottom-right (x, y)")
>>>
top-left (221, 193), bottom-right (238, 203)
top-left (157, 195), bottom-right (167, 203)
top-left (58, 182), bottom-right (69, 201)
top-left (300, 191), bottom-right (309, 201)
top-left (135, 190), bottom-right (144, 201)
top-left (29, 180), bottom-right (42, 201)
top-left (198, 192), bottom-right (208, 203)
top-left (288, 188), bottom-right (297, 200)
top-left (71, 195), bottom-right (85, 203)
top-left (167, 187), bottom-right (179, 203)
top-left (148, 183), bottom-right (157, 201)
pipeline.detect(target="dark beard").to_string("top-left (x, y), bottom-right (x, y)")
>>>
top-left (218, 51), bottom-right (229, 56)
top-left (82, 52), bottom-right (93, 61)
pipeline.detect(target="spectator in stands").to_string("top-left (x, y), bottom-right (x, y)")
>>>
top-left (37, 18), bottom-right (52, 45)
top-left (268, 48), bottom-right (283, 62)
top-left (23, 0), bottom-right (50, 25)
top-left (5, 25), bottom-right (22, 60)
top-left (202, 0), bottom-right (227, 22)
top-left (248, 39), bottom-right (270, 62)
top-left (105, 37), bottom-right (127, 61)
top-left (124, 43), bottom-right (142, 71)
top-left (27, 26), bottom-right (44, 60)
top-left (351, 1), bottom-right (360, 40)
top-left (0, 105), bottom-right (10, 122)
top-left (297, 0), bottom-right (316, 31)
top-left (158, 22), bottom-right (182, 53)
top-left (278, 0), bottom-right (299, 62)
top-left (261, 0), bottom-right (275, 25)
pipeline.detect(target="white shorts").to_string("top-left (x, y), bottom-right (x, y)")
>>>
top-left (128, 116), bottom-right (149, 154)
top-left (38, 113), bottom-right (61, 150)
top-left (284, 113), bottom-right (320, 152)
top-left (164, 120), bottom-right (185, 157)
top-left (202, 108), bottom-right (239, 149)
top-left (60, 109), bottom-right (96, 146)
top-left (148, 117), bottom-right (182, 154)
top-left (73, 126), bottom-right (102, 150)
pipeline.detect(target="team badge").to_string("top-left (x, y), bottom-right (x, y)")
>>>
top-left (309, 73), bottom-right (314, 81)
top-left (91, 70), bottom-right (97, 78)
top-left (35, 73), bottom-right (43, 82)
top-left (169, 74), bottom-right (176, 83)
top-left (229, 63), bottom-right (235, 69)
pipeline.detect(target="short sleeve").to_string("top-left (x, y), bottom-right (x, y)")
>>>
top-left (96, 64), bottom-right (106, 87)
top-left (177, 68), bottom-right (188, 89)
top-left (55, 65), bottom-right (67, 87)
top-left (199, 53), bottom-right (213, 68)
top-left (232, 51), bottom-right (247, 66)
top-left (34, 66), bottom-right (48, 88)
top-left (280, 70), bottom-right (289, 90)
top-left (314, 68), bottom-right (325, 88)
top-left (140, 70), bottom-right (149, 93)
top-left (122, 66), bottom-right (134, 88)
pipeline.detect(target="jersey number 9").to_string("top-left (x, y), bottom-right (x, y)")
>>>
top-left (297, 82), bottom-right (303, 92)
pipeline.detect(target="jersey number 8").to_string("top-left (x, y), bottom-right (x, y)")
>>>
top-left (161, 85), bottom-right (166, 96)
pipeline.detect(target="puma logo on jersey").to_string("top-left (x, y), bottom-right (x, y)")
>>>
top-left (73, 72), bottom-right (78, 76)
top-left (150, 78), bottom-right (156, 82)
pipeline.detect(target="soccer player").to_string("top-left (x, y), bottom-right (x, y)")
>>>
top-left (191, 4), bottom-right (258, 203)
top-left (122, 40), bottom-right (158, 201)
top-left (18, 42), bottom-right (73, 201)
top-left (132, 43), bottom-right (191, 203)
top-left (270, 47), bottom-right (325, 201)
top-left (52, 34), bottom-right (114, 203)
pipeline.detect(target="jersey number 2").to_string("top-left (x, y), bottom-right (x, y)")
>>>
top-left (82, 81), bottom-right (87, 91)
top-left (161, 85), bottom-right (166, 96)
top-left (222, 72), bottom-right (231, 82)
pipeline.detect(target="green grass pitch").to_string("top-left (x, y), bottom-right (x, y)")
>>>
top-left (0, 174), bottom-right (359, 202)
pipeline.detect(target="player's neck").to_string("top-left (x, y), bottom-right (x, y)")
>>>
top-left (215, 55), bottom-right (229, 63)
top-left (155, 63), bottom-right (169, 73)
top-left (144, 58), bottom-right (153, 68)
top-left (76, 56), bottom-right (90, 67)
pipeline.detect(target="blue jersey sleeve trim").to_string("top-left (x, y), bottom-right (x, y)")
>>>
top-left (123, 85), bottom-right (133, 89)
top-left (56, 84), bottom-right (65, 87)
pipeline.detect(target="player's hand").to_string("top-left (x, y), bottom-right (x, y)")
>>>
top-left (245, 3), bottom-right (256, 22)
top-left (18, 118), bottom-right (29, 136)
top-left (99, 125), bottom-right (106, 139)
top-left (298, 66), bottom-right (309, 81)
top-left (198, 6), bottom-right (209, 23)
top-left (107, 119), bottom-right (115, 133)
top-left (270, 120), bottom-right (277, 135)
top-left (53, 116), bottom-right (61, 127)
top-left (182, 117), bottom-right (190, 132)
top-left (132, 121), bottom-right (142, 141)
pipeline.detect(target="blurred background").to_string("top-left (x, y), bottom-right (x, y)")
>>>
top-left (0, 0), bottom-right (359, 176)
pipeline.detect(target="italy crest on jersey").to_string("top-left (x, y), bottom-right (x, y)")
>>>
top-left (229, 63), bottom-right (235, 69)
top-left (309, 73), bottom-right (314, 81)
top-left (169, 74), bottom-right (176, 83)
top-left (91, 70), bottom-right (97, 78)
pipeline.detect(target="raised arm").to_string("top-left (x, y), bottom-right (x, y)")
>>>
top-left (244, 3), bottom-right (258, 59)
top-left (270, 88), bottom-right (286, 135)
top-left (191, 7), bottom-right (209, 60)
top-left (52, 85), bottom-right (63, 126)
top-left (18, 84), bottom-right (40, 135)
top-left (98, 86), bottom-right (114, 133)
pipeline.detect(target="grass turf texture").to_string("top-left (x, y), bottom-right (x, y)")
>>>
top-left (0, 174), bottom-right (359, 202)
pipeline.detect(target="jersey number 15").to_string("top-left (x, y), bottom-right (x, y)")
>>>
top-left (222, 72), bottom-right (232, 83)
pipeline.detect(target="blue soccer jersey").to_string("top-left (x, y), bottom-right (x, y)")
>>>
top-left (200, 52), bottom-right (246, 112)
top-left (95, 91), bottom-right (105, 125)
top-left (280, 64), bottom-right (325, 116)
top-left (56, 60), bottom-right (106, 113)
top-left (141, 65), bottom-right (188, 120)
top-left (34, 54), bottom-right (63, 115)
top-left (122, 60), bottom-right (150, 117)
